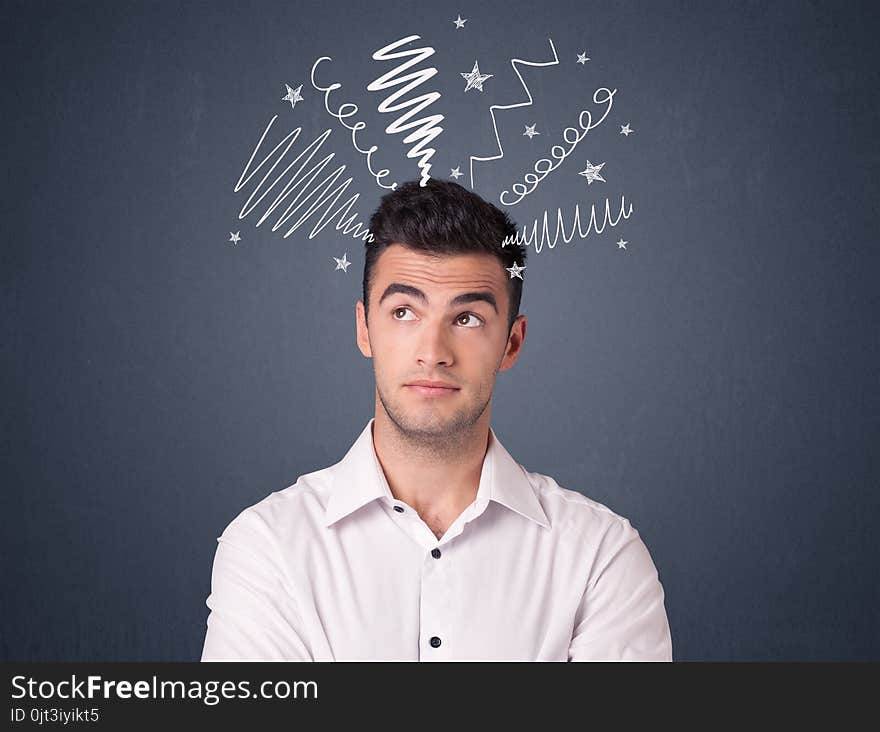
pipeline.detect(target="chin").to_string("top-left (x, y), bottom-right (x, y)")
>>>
top-left (397, 409), bottom-right (461, 434)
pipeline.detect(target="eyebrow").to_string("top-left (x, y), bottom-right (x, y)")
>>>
top-left (378, 282), bottom-right (498, 314)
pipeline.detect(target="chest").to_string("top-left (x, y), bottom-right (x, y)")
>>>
top-left (293, 514), bottom-right (584, 660)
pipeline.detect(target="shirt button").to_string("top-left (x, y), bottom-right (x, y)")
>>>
top-left (429, 636), bottom-right (442, 648)
top-left (393, 505), bottom-right (405, 513)
top-left (431, 548), bottom-right (441, 559)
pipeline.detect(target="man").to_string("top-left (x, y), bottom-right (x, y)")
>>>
top-left (201, 179), bottom-right (672, 661)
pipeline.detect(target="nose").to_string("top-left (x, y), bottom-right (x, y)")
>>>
top-left (416, 319), bottom-right (454, 368)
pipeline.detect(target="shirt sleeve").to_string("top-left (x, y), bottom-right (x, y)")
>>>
top-left (200, 508), bottom-right (313, 661)
top-left (568, 517), bottom-right (673, 661)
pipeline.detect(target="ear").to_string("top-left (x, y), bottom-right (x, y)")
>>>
top-left (356, 300), bottom-right (373, 358)
top-left (499, 314), bottom-right (527, 371)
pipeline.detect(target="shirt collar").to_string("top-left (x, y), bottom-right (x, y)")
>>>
top-left (323, 418), bottom-right (550, 530)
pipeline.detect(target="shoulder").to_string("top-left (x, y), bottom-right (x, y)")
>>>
top-left (525, 469), bottom-right (663, 588)
top-left (214, 467), bottom-right (334, 549)
top-left (525, 468), bottom-right (645, 547)
top-left (528, 468), bottom-right (632, 525)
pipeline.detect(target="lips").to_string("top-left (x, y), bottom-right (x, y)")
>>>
top-left (405, 381), bottom-right (460, 397)
top-left (406, 380), bottom-right (460, 389)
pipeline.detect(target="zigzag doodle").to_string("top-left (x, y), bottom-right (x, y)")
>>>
top-left (468, 38), bottom-right (559, 190)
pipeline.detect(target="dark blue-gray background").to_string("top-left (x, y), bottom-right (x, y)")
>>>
top-left (2, 0), bottom-right (878, 661)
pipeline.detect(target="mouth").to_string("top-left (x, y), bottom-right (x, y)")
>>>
top-left (405, 384), bottom-right (460, 398)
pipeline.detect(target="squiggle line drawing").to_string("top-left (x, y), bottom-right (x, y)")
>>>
top-left (311, 56), bottom-right (397, 191)
top-left (469, 38), bottom-right (559, 190)
top-left (500, 88), bottom-right (617, 206)
top-left (367, 35), bottom-right (444, 188)
top-left (501, 195), bottom-right (633, 254)
top-left (233, 115), bottom-right (374, 242)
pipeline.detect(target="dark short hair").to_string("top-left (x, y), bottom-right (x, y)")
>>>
top-left (363, 178), bottom-right (527, 335)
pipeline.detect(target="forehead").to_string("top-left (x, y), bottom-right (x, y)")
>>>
top-left (371, 244), bottom-right (507, 297)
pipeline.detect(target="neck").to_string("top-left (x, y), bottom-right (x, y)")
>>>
top-left (371, 407), bottom-right (491, 528)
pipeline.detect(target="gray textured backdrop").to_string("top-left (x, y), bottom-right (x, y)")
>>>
top-left (2, 0), bottom-right (878, 660)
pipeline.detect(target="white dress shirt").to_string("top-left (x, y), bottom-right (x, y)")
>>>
top-left (201, 419), bottom-right (672, 661)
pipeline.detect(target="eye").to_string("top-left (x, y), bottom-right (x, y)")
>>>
top-left (392, 306), bottom-right (416, 321)
top-left (391, 306), bottom-right (484, 328)
top-left (456, 312), bottom-right (484, 328)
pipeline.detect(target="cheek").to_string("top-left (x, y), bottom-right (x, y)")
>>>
top-left (463, 339), bottom-right (506, 375)
top-left (370, 322), bottom-right (503, 364)
top-left (369, 327), bottom-right (409, 367)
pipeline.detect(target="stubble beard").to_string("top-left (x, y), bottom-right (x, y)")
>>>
top-left (375, 377), bottom-right (494, 457)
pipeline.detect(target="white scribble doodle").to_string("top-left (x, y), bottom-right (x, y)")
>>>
top-left (453, 14), bottom-right (467, 28)
top-left (499, 87), bottom-right (616, 206)
top-left (506, 261), bottom-right (526, 279)
top-left (233, 115), bottom-right (374, 243)
top-left (469, 38), bottom-right (559, 189)
top-left (282, 83), bottom-right (304, 109)
top-left (578, 160), bottom-right (606, 185)
top-left (524, 124), bottom-right (540, 138)
top-left (310, 56), bottom-right (397, 191)
top-left (460, 60), bottom-right (493, 92)
top-left (450, 166), bottom-right (464, 179)
top-left (501, 195), bottom-right (633, 254)
top-left (228, 231), bottom-right (241, 244)
top-left (577, 52), bottom-right (590, 64)
top-left (333, 253), bottom-right (352, 272)
top-left (617, 238), bottom-right (628, 249)
top-left (620, 123), bottom-right (633, 136)
top-left (367, 35), bottom-right (445, 188)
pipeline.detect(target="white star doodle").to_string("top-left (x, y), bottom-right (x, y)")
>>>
top-left (523, 123), bottom-right (540, 139)
top-left (578, 160), bottom-right (606, 185)
top-left (282, 83), bottom-right (304, 109)
top-left (228, 231), bottom-right (241, 244)
top-left (506, 261), bottom-right (526, 279)
top-left (450, 166), bottom-right (464, 179)
top-left (333, 253), bottom-right (352, 272)
top-left (577, 52), bottom-right (590, 64)
top-left (620, 123), bottom-right (633, 136)
top-left (460, 60), bottom-right (493, 92)
top-left (617, 238), bottom-right (628, 249)
top-left (453, 14), bottom-right (467, 28)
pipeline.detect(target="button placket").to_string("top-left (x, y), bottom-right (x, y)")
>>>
top-left (419, 537), bottom-right (453, 660)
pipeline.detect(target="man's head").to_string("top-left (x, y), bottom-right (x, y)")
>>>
top-left (355, 178), bottom-right (528, 445)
